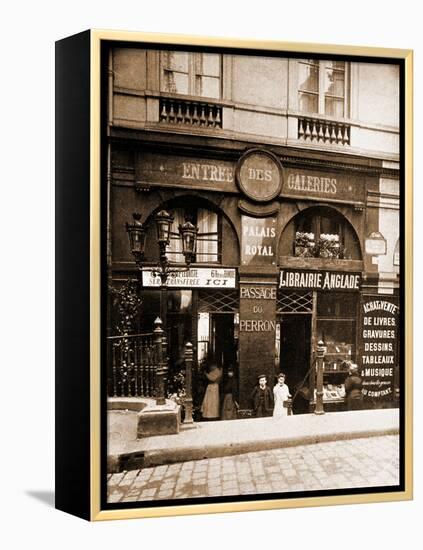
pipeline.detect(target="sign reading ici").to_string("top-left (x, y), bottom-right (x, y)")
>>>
top-left (241, 216), bottom-right (277, 266)
top-left (142, 268), bottom-right (236, 288)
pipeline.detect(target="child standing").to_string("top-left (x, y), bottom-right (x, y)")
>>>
top-left (251, 374), bottom-right (274, 417)
top-left (273, 372), bottom-right (291, 417)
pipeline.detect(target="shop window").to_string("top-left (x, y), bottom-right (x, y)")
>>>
top-left (316, 292), bottom-right (357, 368)
top-left (298, 59), bottom-right (348, 118)
top-left (291, 206), bottom-right (361, 260)
top-left (167, 207), bottom-right (221, 264)
top-left (161, 51), bottom-right (221, 99)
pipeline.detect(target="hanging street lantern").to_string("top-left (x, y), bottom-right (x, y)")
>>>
top-left (125, 213), bottom-right (146, 263)
top-left (179, 219), bottom-right (198, 266)
top-left (155, 209), bottom-right (174, 246)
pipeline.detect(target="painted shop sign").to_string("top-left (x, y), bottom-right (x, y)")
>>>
top-left (238, 282), bottom-right (277, 408)
top-left (135, 152), bottom-right (366, 205)
top-left (239, 285), bottom-right (277, 332)
top-left (365, 231), bottom-right (387, 255)
top-left (241, 216), bottom-right (277, 266)
top-left (279, 269), bottom-right (361, 291)
top-left (359, 297), bottom-right (399, 401)
top-left (282, 167), bottom-right (365, 204)
top-left (135, 152), bottom-right (237, 193)
top-left (142, 267), bottom-right (236, 288)
top-left (236, 149), bottom-right (283, 203)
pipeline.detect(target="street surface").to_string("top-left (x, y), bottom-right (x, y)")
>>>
top-left (107, 434), bottom-right (399, 503)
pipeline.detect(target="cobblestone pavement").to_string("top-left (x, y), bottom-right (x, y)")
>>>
top-left (107, 435), bottom-right (399, 503)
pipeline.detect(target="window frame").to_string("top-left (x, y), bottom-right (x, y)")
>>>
top-left (297, 59), bottom-right (350, 119)
top-left (167, 206), bottom-right (222, 265)
top-left (296, 209), bottom-right (346, 245)
top-left (160, 51), bottom-right (222, 99)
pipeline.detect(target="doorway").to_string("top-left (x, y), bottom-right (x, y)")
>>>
top-left (196, 312), bottom-right (239, 420)
top-left (278, 314), bottom-right (312, 413)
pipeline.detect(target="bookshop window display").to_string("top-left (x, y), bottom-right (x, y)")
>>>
top-left (316, 292), bottom-right (358, 405)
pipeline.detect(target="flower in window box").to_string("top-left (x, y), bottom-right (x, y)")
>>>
top-left (316, 233), bottom-right (342, 259)
top-left (294, 231), bottom-right (315, 256)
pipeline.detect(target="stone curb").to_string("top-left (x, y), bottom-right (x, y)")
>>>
top-left (108, 424), bottom-right (399, 472)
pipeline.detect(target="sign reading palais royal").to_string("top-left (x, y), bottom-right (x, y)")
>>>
top-left (134, 151), bottom-right (366, 204)
top-left (279, 269), bottom-right (361, 291)
top-left (241, 216), bottom-right (277, 266)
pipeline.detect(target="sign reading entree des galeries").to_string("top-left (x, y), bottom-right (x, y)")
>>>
top-left (279, 269), bottom-right (361, 291)
top-left (134, 151), bottom-right (366, 204)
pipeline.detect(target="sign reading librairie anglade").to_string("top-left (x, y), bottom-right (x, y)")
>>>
top-left (279, 269), bottom-right (361, 291)
top-left (241, 216), bottom-right (277, 266)
top-left (142, 267), bottom-right (236, 288)
top-left (359, 297), bottom-right (399, 402)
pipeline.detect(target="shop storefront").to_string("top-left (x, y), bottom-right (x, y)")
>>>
top-left (110, 143), bottom-right (399, 416)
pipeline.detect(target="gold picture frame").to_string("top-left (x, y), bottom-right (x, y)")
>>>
top-left (55, 29), bottom-right (413, 521)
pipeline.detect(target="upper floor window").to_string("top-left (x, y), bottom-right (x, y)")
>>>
top-left (161, 51), bottom-right (221, 99)
top-left (167, 207), bottom-right (221, 264)
top-left (298, 59), bottom-right (348, 118)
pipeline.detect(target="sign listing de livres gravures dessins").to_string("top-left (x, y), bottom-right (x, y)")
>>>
top-left (359, 297), bottom-right (399, 401)
top-left (134, 152), bottom-right (365, 203)
top-left (142, 267), bottom-right (236, 288)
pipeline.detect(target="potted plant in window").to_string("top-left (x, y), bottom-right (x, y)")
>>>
top-left (316, 234), bottom-right (342, 259)
top-left (294, 232), bottom-right (315, 257)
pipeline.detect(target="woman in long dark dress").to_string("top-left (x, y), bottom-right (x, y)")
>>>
top-left (344, 362), bottom-right (363, 410)
top-left (221, 370), bottom-right (238, 420)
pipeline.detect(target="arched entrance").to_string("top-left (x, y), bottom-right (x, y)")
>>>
top-left (143, 196), bottom-right (240, 420)
top-left (276, 205), bottom-right (363, 413)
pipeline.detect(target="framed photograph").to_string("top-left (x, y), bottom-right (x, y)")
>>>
top-left (55, 30), bottom-right (413, 521)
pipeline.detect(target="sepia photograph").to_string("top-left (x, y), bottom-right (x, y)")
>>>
top-left (103, 40), bottom-right (406, 510)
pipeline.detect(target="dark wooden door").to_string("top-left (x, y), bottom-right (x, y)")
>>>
top-left (279, 314), bottom-right (311, 392)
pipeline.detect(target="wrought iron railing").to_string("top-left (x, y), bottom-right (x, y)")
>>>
top-left (107, 332), bottom-right (158, 398)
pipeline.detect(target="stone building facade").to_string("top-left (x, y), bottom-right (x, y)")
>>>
top-left (106, 46), bottom-right (400, 415)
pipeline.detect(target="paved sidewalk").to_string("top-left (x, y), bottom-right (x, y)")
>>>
top-left (107, 435), bottom-right (400, 503)
top-left (108, 408), bottom-right (399, 471)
